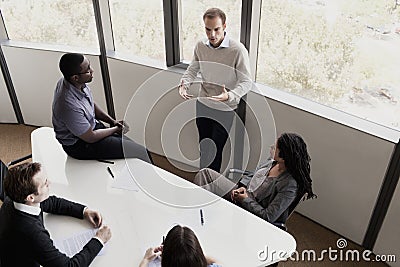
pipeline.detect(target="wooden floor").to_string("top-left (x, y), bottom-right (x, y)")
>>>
top-left (0, 124), bottom-right (388, 266)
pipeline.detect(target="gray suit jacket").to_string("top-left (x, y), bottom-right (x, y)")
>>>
top-left (240, 162), bottom-right (298, 223)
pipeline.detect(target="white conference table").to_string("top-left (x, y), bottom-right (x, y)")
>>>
top-left (32, 127), bottom-right (296, 267)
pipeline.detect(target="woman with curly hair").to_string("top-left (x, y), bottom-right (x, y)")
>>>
top-left (194, 132), bottom-right (316, 224)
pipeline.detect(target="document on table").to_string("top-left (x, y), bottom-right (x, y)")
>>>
top-left (111, 165), bottom-right (140, 191)
top-left (54, 228), bottom-right (106, 257)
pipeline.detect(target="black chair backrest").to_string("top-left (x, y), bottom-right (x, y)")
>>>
top-left (8, 154), bottom-right (32, 167)
top-left (287, 192), bottom-right (307, 218)
top-left (0, 155), bottom-right (32, 202)
top-left (0, 160), bottom-right (8, 202)
top-left (271, 192), bottom-right (307, 231)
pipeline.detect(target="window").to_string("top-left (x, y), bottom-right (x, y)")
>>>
top-left (180, 0), bottom-right (242, 62)
top-left (257, 0), bottom-right (400, 130)
top-left (0, 0), bottom-right (99, 49)
top-left (109, 0), bottom-right (166, 63)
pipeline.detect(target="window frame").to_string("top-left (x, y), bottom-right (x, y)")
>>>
top-left (0, 0), bottom-right (398, 142)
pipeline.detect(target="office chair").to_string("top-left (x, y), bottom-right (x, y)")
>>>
top-left (272, 192), bottom-right (307, 231)
top-left (226, 167), bottom-right (307, 231)
top-left (226, 161), bottom-right (271, 184)
top-left (0, 154), bottom-right (32, 202)
top-left (227, 167), bottom-right (307, 267)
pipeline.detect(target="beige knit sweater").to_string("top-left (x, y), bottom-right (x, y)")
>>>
top-left (181, 37), bottom-right (252, 111)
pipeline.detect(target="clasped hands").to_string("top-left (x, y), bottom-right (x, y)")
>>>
top-left (113, 120), bottom-right (130, 135)
top-left (178, 81), bottom-right (229, 102)
top-left (231, 187), bottom-right (249, 203)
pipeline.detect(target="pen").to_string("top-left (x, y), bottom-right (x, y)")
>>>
top-left (162, 236), bottom-right (165, 244)
top-left (107, 167), bottom-right (114, 179)
top-left (200, 209), bottom-right (204, 226)
top-left (98, 159), bottom-right (114, 164)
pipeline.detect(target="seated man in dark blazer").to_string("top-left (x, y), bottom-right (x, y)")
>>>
top-left (0, 162), bottom-right (111, 267)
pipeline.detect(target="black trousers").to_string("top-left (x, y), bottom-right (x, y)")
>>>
top-left (62, 122), bottom-right (152, 163)
top-left (196, 101), bottom-right (235, 172)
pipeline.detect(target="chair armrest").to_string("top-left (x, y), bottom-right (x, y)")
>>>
top-left (272, 222), bottom-right (287, 231)
top-left (227, 168), bottom-right (252, 176)
top-left (225, 168), bottom-right (254, 182)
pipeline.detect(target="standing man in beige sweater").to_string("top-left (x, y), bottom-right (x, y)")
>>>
top-left (179, 7), bottom-right (252, 172)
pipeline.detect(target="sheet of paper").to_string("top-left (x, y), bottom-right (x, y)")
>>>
top-left (111, 165), bottom-right (140, 191)
top-left (54, 228), bottom-right (106, 257)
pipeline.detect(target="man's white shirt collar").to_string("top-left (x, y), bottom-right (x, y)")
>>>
top-left (14, 201), bottom-right (41, 216)
top-left (205, 33), bottom-right (230, 49)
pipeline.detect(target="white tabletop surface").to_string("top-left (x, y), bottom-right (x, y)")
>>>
top-left (31, 127), bottom-right (296, 267)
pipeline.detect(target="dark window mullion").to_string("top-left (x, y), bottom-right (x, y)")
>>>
top-left (0, 11), bottom-right (23, 123)
top-left (234, 0), bottom-right (253, 171)
top-left (240, 0), bottom-right (253, 50)
top-left (0, 45), bottom-right (23, 123)
top-left (163, 0), bottom-right (180, 67)
top-left (92, 0), bottom-right (115, 118)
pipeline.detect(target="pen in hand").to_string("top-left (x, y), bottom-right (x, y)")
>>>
top-left (200, 209), bottom-right (204, 226)
top-left (107, 167), bottom-right (114, 179)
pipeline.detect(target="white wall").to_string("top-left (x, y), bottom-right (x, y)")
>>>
top-left (108, 58), bottom-right (238, 172)
top-left (1, 47), bottom-right (106, 126)
top-left (108, 59), bottom-right (200, 168)
top-left (0, 69), bottom-right (16, 123)
top-left (243, 91), bottom-right (278, 170)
